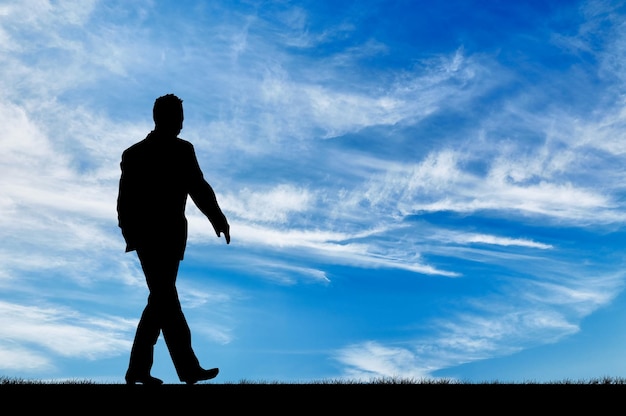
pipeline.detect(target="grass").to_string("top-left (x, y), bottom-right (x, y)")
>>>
top-left (4, 374), bottom-right (623, 413)
top-left (3, 375), bottom-right (626, 385)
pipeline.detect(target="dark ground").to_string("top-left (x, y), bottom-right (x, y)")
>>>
top-left (0, 383), bottom-right (622, 412)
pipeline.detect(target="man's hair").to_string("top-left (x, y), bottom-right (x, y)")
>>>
top-left (153, 94), bottom-right (183, 126)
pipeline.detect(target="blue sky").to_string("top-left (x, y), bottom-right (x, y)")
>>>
top-left (2, 0), bottom-right (626, 384)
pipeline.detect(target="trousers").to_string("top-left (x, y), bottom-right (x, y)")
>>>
top-left (127, 247), bottom-right (201, 381)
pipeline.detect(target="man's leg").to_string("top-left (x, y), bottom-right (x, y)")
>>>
top-left (126, 302), bottom-right (162, 384)
top-left (135, 248), bottom-right (202, 382)
top-left (125, 250), bottom-right (164, 384)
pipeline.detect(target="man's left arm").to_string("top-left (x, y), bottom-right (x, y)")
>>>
top-left (186, 145), bottom-right (231, 244)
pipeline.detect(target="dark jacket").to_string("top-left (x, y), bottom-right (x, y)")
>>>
top-left (117, 130), bottom-right (228, 260)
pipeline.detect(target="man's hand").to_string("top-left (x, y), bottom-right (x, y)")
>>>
top-left (217, 223), bottom-right (230, 244)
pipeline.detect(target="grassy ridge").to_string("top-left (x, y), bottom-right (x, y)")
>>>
top-left (2, 375), bottom-right (623, 413)
top-left (3, 375), bottom-right (626, 384)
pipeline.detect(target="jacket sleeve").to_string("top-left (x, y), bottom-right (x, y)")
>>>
top-left (186, 144), bottom-right (229, 235)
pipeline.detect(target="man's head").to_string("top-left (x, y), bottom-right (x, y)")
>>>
top-left (153, 94), bottom-right (184, 136)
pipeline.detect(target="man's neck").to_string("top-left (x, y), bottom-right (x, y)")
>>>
top-left (152, 128), bottom-right (178, 139)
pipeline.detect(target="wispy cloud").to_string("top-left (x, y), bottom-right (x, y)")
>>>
top-left (0, 301), bottom-right (132, 372)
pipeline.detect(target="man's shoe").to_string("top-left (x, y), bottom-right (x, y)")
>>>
top-left (125, 373), bottom-right (164, 386)
top-left (182, 367), bottom-right (219, 385)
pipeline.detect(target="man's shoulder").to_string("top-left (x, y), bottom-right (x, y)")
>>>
top-left (122, 136), bottom-right (150, 154)
top-left (122, 134), bottom-right (194, 158)
top-left (171, 138), bottom-right (197, 157)
top-left (174, 137), bottom-right (194, 149)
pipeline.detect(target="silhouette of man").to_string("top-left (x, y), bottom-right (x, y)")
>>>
top-left (117, 94), bottom-right (231, 385)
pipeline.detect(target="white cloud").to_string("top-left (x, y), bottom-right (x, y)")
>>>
top-left (0, 301), bottom-right (132, 372)
top-left (223, 184), bottom-right (314, 224)
top-left (454, 233), bottom-right (553, 249)
top-left (333, 264), bottom-right (625, 379)
top-left (352, 142), bottom-right (620, 225)
top-left (0, 346), bottom-right (53, 372)
top-left (238, 260), bottom-right (331, 285)
top-left (334, 341), bottom-right (431, 381)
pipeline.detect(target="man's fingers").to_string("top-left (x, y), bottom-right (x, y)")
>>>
top-left (218, 230), bottom-right (231, 244)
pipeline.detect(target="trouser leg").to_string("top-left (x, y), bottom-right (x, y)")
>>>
top-left (160, 285), bottom-right (201, 378)
top-left (133, 248), bottom-right (200, 380)
top-left (127, 301), bottom-right (160, 376)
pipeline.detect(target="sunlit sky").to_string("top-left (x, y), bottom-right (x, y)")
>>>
top-left (3, 0), bottom-right (626, 384)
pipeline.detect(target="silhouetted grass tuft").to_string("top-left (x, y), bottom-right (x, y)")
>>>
top-left (1, 376), bottom-right (98, 385)
top-left (3, 374), bottom-right (626, 385)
